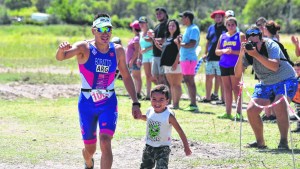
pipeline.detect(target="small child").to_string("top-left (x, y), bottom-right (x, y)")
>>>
top-left (138, 84), bottom-right (192, 168)
top-left (291, 61), bottom-right (300, 132)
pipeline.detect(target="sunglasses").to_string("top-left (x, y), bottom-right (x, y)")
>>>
top-left (246, 29), bottom-right (261, 38)
top-left (96, 27), bottom-right (112, 33)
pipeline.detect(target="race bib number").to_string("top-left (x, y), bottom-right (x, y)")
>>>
top-left (90, 89), bottom-right (110, 102)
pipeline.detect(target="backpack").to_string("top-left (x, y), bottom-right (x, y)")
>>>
top-left (245, 40), bottom-right (294, 66)
top-left (274, 40), bottom-right (294, 66)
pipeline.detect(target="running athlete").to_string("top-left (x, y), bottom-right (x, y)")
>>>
top-left (56, 13), bottom-right (141, 169)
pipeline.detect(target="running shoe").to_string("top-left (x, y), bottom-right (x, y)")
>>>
top-left (183, 104), bottom-right (199, 112)
top-left (234, 113), bottom-right (247, 122)
top-left (217, 113), bottom-right (233, 119)
top-left (211, 93), bottom-right (219, 101)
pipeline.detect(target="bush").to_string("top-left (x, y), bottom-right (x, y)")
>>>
top-left (291, 20), bottom-right (300, 33)
top-left (0, 5), bottom-right (11, 24)
top-left (199, 17), bottom-right (213, 32)
top-left (111, 15), bottom-right (133, 29)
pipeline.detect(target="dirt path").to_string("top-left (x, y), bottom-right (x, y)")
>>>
top-left (0, 138), bottom-right (242, 169)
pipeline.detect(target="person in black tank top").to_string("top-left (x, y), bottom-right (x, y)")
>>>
top-left (160, 19), bottom-right (182, 109)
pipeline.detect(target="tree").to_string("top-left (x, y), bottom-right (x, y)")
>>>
top-left (4, 0), bottom-right (32, 10)
top-left (0, 5), bottom-right (11, 24)
top-left (35, 0), bottom-right (51, 13)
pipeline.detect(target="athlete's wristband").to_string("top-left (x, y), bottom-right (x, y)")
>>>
top-left (132, 102), bottom-right (141, 108)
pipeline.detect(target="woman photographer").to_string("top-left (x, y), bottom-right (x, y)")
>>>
top-left (235, 26), bottom-right (297, 149)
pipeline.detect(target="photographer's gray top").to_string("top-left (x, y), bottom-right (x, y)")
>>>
top-left (243, 38), bottom-right (296, 85)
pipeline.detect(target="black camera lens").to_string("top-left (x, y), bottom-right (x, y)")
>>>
top-left (244, 41), bottom-right (256, 50)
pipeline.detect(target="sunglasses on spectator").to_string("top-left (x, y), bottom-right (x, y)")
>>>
top-left (246, 29), bottom-right (261, 38)
top-left (96, 27), bottom-right (112, 33)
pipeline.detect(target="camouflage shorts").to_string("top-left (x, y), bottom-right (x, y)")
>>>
top-left (140, 144), bottom-right (171, 169)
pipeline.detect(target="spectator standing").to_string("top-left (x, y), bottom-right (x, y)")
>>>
top-left (225, 10), bottom-right (234, 18)
top-left (235, 26), bottom-right (297, 149)
top-left (160, 19), bottom-right (182, 109)
top-left (202, 10), bottom-right (227, 104)
top-left (178, 11), bottom-right (200, 112)
top-left (265, 20), bottom-right (281, 41)
top-left (256, 17), bottom-right (267, 37)
top-left (261, 20), bottom-right (282, 121)
top-left (127, 20), bottom-right (142, 99)
top-left (291, 61), bottom-right (300, 132)
top-left (225, 10), bottom-right (240, 32)
top-left (215, 17), bottom-right (246, 119)
top-left (139, 16), bottom-right (153, 100)
top-left (291, 37), bottom-right (300, 132)
top-left (147, 7), bottom-right (169, 85)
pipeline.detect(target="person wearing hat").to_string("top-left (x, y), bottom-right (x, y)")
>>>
top-left (138, 16), bottom-right (153, 100)
top-left (127, 20), bottom-right (143, 99)
top-left (178, 11), bottom-right (200, 112)
top-left (201, 10), bottom-right (227, 104)
top-left (55, 13), bottom-right (142, 169)
top-left (146, 7), bottom-right (168, 85)
top-left (225, 10), bottom-right (235, 18)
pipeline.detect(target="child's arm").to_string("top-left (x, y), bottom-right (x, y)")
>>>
top-left (169, 114), bottom-right (192, 156)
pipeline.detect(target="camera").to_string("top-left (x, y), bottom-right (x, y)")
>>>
top-left (244, 41), bottom-right (256, 50)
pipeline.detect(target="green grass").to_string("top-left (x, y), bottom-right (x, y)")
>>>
top-left (1, 96), bottom-right (300, 168)
top-left (0, 25), bottom-right (132, 69)
top-left (0, 72), bottom-right (80, 84)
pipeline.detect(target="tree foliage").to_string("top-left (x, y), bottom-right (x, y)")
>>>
top-left (2, 0), bottom-right (300, 32)
top-left (4, 0), bottom-right (32, 10)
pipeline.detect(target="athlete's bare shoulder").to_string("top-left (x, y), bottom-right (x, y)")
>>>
top-left (74, 40), bottom-right (90, 50)
top-left (114, 44), bottom-right (125, 56)
top-left (114, 43), bottom-right (124, 50)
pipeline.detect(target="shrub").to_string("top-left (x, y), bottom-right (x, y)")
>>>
top-left (0, 5), bottom-right (11, 24)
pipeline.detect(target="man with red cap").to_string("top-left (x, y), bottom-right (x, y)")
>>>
top-left (201, 10), bottom-right (227, 104)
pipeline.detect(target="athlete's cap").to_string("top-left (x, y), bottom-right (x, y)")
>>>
top-left (130, 20), bottom-right (140, 30)
top-left (138, 16), bottom-right (148, 23)
top-left (210, 10), bottom-right (225, 18)
top-left (93, 17), bottom-right (112, 28)
top-left (179, 11), bottom-right (194, 21)
top-left (225, 10), bottom-right (235, 17)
